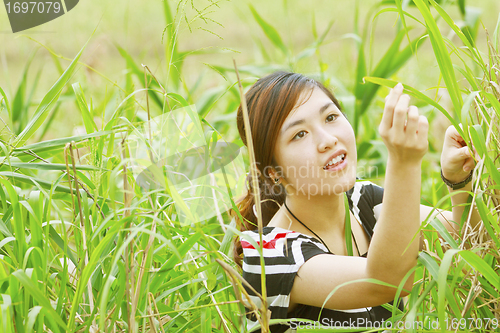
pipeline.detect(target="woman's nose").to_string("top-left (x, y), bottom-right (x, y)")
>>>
top-left (316, 128), bottom-right (338, 152)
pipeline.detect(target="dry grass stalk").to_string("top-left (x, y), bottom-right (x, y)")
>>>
top-left (119, 136), bottom-right (136, 332)
top-left (64, 141), bottom-right (96, 329)
top-left (233, 59), bottom-right (269, 333)
top-left (148, 292), bottom-right (168, 333)
top-left (216, 259), bottom-right (271, 331)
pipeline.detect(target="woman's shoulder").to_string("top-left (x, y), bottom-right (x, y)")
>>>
top-left (240, 226), bottom-right (294, 250)
top-left (240, 227), bottom-right (329, 264)
top-left (347, 180), bottom-right (384, 209)
top-left (241, 226), bottom-right (328, 247)
top-left (240, 227), bottom-right (329, 333)
top-left (347, 179), bottom-right (383, 195)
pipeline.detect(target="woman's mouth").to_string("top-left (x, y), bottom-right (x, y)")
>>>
top-left (323, 153), bottom-right (347, 171)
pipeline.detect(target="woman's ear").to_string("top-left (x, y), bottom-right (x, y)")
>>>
top-left (267, 167), bottom-right (281, 184)
top-left (267, 168), bottom-right (277, 181)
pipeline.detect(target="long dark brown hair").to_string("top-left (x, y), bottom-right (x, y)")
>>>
top-left (231, 71), bottom-right (342, 267)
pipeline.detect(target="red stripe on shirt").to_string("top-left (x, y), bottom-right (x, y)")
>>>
top-left (241, 232), bottom-right (292, 250)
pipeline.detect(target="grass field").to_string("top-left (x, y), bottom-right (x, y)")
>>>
top-left (0, 0), bottom-right (499, 332)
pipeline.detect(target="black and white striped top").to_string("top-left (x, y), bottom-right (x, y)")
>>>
top-left (240, 181), bottom-right (401, 333)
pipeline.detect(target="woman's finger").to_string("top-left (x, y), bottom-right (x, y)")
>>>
top-left (405, 105), bottom-right (419, 134)
top-left (445, 125), bottom-right (466, 147)
top-left (416, 115), bottom-right (429, 139)
top-left (380, 83), bottom-right (403, 132)
top-left (392, 94), bottom-right (410, 134)
top-left (463, 160), bottom-right (475, 172)
top-left (459, 146), bottom-right (471, 158)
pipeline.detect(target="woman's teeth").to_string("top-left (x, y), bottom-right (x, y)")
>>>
top-left (325, 154), bottom-right (345, 168)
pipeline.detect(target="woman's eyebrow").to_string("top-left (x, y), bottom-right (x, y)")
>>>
top-left (281, 102), bottom-right (334, 134)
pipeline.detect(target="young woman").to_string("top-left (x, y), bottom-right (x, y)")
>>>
top-left (232, 72), bottom-right (478, 332)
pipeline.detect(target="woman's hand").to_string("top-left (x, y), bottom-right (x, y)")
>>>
top-left (378, 83), bottom-right (429, 165)
top-left (440, 125), bottom-right (477, 184)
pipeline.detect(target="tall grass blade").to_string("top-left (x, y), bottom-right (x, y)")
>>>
top-left (0, 87), bottom-right (12, 122)
top-left (412, 0), bottom-right (463, 115)
top-left (72, 83), bottom-right (97, 134)
top-left (355, 29), bottom-right (426, 132)
top-left (12, 130), bottom-right (114, 156)
top-left (12, 270), bottom-right (67, 332)
top-left (13, 38), bottom-right (90, 147)
top-left (249, 5), bottom-right (288, 56)
top-left (0, 172), bottom-right (72, 193)
top-left (12, 51), bottom-right (36, 134)
top-left (459, 251), bottom-right (500, 289)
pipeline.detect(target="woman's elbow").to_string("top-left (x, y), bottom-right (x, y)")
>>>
top-left (368, 271), bottom-right (414, 301)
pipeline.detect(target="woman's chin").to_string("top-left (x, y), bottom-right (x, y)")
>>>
top-left (287, 179), bottom-right (356, 197)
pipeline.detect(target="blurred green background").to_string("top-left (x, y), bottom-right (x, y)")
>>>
top-left (2, 0), bottom-right (499, 141)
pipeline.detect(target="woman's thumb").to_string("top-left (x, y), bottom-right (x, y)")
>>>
top-left (460, 146), bottom-right (471, 158)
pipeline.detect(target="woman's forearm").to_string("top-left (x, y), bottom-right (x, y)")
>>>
top-left (370, 82), bottom-right (427, 293)
top-left (366, 158), bottom-right (421, 289)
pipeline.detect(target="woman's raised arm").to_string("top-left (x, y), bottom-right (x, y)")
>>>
top-left (290, 83), bottom-right (428, 310)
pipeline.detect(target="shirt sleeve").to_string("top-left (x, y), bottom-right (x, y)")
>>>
top-left (366, 181), bottom-right (384, 207)
top-left (348, 181), bottom-right (385, 237)
top-left (241, 231), bottom-right (328, 332)
top-left (368, 183), bottom-right (385, 238)
top-left (281, 236), bottom-right (329, 295)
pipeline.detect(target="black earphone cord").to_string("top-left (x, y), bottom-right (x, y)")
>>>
top-left (283, 201), bottom-right (361, 256)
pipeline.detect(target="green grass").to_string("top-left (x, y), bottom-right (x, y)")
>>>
top-left (0, 0), bottom-right (499, 332)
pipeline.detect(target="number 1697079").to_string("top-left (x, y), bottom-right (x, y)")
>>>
top-left (5, 2), bottom-right (62, 14)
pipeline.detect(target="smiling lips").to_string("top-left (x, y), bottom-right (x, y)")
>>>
top-left (323, 150), bottom-right (347, 170)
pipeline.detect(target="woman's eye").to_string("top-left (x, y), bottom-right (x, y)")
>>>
top-left (293, 131), bottom-right (306, 140)
top-left (326, 114), bottom-right (339, 122)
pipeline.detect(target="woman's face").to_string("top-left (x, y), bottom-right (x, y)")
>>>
top-left (272, 86), bottom-right (357, 197)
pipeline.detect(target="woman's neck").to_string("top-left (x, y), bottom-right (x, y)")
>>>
top-left (283, 192), bottom-right (346, 234)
